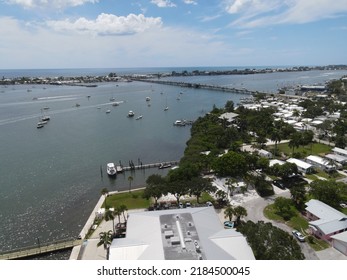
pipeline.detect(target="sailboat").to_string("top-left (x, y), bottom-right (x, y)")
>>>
top-left (164, 95), bottom-right (169, 111)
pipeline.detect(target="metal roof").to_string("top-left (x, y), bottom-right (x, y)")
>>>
top-left (109, 207), bottom-right (255, 260)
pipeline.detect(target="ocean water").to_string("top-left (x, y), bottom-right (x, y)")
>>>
top-left (1, 68), bottom-right (346, 257)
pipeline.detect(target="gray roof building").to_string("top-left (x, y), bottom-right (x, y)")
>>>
top-left (109, 207), bottom-right (255, 260)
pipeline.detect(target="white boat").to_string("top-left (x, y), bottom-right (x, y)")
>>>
top-left (136, 115), bottom-right (143, 120)
top-left (106, 110), bottom-right (111, 114)
top-left (106, 163), bottom-right (117, 176)
top-left (128, 111), bottom-right (135, 117)
top-left (41, 116), bottom-right (50, 121)
top-left (173, 120), bottom-right (185, 126)
top-left (164, 106), bottom-right (169, 111)
top-left (37, 122), bottom-right (44, 129)
top-left (146, 97), bottom-right (151, 101)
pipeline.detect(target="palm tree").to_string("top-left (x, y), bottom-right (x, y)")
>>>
top-left (119, 204), bottom-right (128, 222)
top-left (104, 209), bottom-right (115, 235)
top-left (101, 187), bottom-right (109, 209)
top-left (128, 176), bottom-right (133, 192)
top-left (97, 230), bottom-right (113, 250)
top-left (233, 206), bottom-right (248, 225)
top-left (224, 205), bottom-right (235, 222)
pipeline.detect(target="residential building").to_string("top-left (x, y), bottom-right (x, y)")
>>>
top-left (108, 207), bottom-right (255, 260)
top-left (286, 158), bottom-right (315, 174)
top-left (305, 155), bottom-right (336, 172)
top-left (305, 199), bottom-right (347, 251)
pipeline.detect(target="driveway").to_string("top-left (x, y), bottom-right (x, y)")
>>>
top-left (242, 188), bottom-right (319, 260)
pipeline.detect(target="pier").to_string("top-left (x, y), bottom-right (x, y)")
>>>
top-left (0, 238), bottom-right (82, 260)
top-left (121, 160), bottom-right (179, 171)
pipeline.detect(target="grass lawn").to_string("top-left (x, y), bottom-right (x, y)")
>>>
top-left (274, 142), bottom-right (331, 157)
top-left (103, 189), bottom-right (151, 209)
top-left (264, 204), bottom-right (308, 231)
top-left (264, 203), bottom-right (332, 251)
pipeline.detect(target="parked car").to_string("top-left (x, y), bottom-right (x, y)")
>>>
top-left (273, 180), bottom-right (285, 190)
top-left (224, 221), bottom-right (234, 229)
top-left (340, 203), bottom-right (347, 208)
top-left (292, 230), bottom-right (305, 242)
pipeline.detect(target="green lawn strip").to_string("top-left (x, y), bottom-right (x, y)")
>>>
top-left (104, 189), bottom-right (151, 209)
top-left (274, 142), bottom-right (332, 157)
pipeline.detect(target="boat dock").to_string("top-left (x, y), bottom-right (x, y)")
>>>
top-left (121, 160), bottom-right (179, 171)
top-left (0, 239), bottom-right (82, 260)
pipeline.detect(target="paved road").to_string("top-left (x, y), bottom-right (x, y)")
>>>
top-left (242, 188), bottom-right (319, 260)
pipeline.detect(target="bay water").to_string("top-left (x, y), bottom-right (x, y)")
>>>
top-left (1, 68), bottom-right (346, 255)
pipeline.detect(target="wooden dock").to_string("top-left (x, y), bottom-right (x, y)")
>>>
top-left (122, 160), bottom-right (179, 171)
top-left (0, 239), bottom-right (82, 260)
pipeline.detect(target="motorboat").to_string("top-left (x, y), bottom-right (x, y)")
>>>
top-left (106, 110), bottom-right (111, 114)
top-left (128, 111), bottom-right (135, 117)
top-left (41, 116), bottom-right (50, 122)
top-left (173, 120), bottom-right (185, 126)
top-left (159, 163), bottom-right (172, 169)
top-left (136, 115), bottom-right (143, 120)
top-left (106, 163), bottom-right (117, 176)
top-left (146, 97), bottom-right (151, 101)
top-left (37, 122), bottom-right (45, 128)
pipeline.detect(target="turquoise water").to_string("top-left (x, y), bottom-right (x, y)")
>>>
top-left (1, 68), bottom-right (346, 253)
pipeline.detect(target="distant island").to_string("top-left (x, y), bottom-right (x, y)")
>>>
top-left (1, 65), bottom-right (347, 86)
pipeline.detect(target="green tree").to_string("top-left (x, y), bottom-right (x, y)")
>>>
top-left (97, 230), bottom-right (113, 250)
top-left (119, 204), bottom-right (128, 222)
top-left (143, 174), bottom-right (167, 204)
top-left (238, 221), bottom-right (304, 260)
top-left (233, 206), bottom-right (248, 225)
top-left (104, 209), bottom-right (115, 236)
top-left (224, 205), bottom-right (234, 221)
top-left (273, 197), bottom-right (294, 220)
top-left (189, 177), bottom-right (216, 204)
top-left (212, 151), bottom-right (247, 177)
top-left (290, 184), bottom-right (306, 210)
top-left (308, 180), bottom-right (345, 209)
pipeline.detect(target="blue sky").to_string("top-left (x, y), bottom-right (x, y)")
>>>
top-left (1, 0), bottom-right (347, 69)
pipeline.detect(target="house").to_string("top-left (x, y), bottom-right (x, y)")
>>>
top-left (286, 158), bottom-right (315, 174)
top-left (305, 199), bottom-right (347, 248)
top-left (305, 155), bottom-right (336, 172)
top-left (269, 159), bottom-right (285, 167)
top-left (108, 207), bottom-right (255, 260)
top-left (331, 231), bottom-right (347, 256)
top-left (257, 149), bottom-right (273, 159)
top-left (218, 112), bottom-right (239, 123)
top-left (332, 147), bottom-right (347, 158)
top-left (324, 154), bottom-right (347, 167)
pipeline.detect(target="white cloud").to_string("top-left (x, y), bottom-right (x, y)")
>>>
top-left (0, 16), bottom-right (244, 68)
top-left (151, 0), bottom-right (176, 8)
top-left (6, 0), bottom-right (98, 9)
top-left (46, 13), bottom-right (162, 35)
top-left (225, 0), bottom-right (347, 28)
top-left (183, 0), bottom-right (197, 5)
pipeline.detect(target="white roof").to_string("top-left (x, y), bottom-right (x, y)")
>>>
top-left (333, 147), bottom-right (347, 156)
top-left (269, 159), bottom-right (285, 167)
top-left (325, 153), bottom-right (347, 163)
top-left (109, 207), bottom-right (255, 260)
top-left (219, 112), bottom-right (239, 122)
top-left (331, 231), bottom-right (347, 243)
top-left (287, 158), bottom-right (313, 170)
top-left (306, 199), bottom-right (347, 235)
top-left (306, 155), bottom-right (333, 167)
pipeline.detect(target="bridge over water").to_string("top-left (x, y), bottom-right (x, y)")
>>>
top-left (132, 78), bottom-right (263, 95)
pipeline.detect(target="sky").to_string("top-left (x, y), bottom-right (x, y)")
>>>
top-left (1, 0), bottom-right (347, 69)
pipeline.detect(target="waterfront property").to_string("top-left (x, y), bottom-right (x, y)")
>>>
top-left (108, 207), bottom-right (255, 260)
